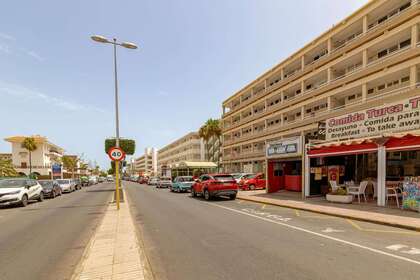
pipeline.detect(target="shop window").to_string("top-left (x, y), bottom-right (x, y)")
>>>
top-left (401, 76), bottom-right (410, 83)
top-left (400, 39), bottom-right (411, 49)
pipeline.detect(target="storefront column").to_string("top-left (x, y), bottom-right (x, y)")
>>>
top-left (377, 146), bottom-right (386, 206)
top-left (304, 146), bottom-right (310, 198)
top-left (410, 65), bottom-right (418, 88)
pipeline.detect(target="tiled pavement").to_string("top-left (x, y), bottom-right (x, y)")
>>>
top-left (72, 192), bottom-right (145, 280)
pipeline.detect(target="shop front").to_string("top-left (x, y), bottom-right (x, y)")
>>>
top-left (304, 95), bottom-right (420, 211)
top-left (266, 136), bottom-right (303, 193)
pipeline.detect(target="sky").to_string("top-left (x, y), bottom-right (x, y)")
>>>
top-left (0, 0), bottom-right (368, 169)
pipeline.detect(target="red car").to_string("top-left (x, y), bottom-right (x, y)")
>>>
top-left (239, 173), bottom-right (266, 190)
top-left (191, 174), bottom-right (238, 200)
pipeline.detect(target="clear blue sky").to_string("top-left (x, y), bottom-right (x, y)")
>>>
top-left (0, 0), bottom-right (368, 169)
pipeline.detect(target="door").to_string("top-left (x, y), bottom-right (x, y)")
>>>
top-left (27, 180), bottom-right (38, 199)
top-left (197, 175), bottom-right (209, 193)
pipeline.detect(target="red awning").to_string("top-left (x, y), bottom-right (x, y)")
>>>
top-left (308, 141), bottom-right (378, 158)
top-left (386, 134), bottom-right (420, 151)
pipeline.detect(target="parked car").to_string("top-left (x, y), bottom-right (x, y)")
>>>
top-left (38, 180), bottom-right (62, 198)
top-left (106, 175), bottom-right (114, 182)
top-left (98, 177), bottom-right (105, 183)
top-left (88, 176), bottom-right (98, 185)
top-left (0, 178), bottom-right (44, 207)
top-left (56, 179), bottom-right (75, 193)
top-left (148, 177), bottom-right (159, 186)
top-left (171, 176), bottom-right (194, 192)
top-left (73, 178), bottom-right (82, 190)
top-left (191, 174), bottom-right (238, 200)
top-left (138, 177), bottom-right (148, 184)
top-left (231, 173), bottom-right (253, 184)
top-left (81, 176), bottom-right (89, 186)
top-left (157, 177), bottom-right (172, 188)
top-left (239, 173), bottom-right (266, 190)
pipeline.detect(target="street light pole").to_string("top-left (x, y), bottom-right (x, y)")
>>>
top-left (91, 35), bottom-right (138, 210)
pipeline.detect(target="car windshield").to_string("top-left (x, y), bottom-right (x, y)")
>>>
top-left (213, 175), bottom-right (234, 182)
top-left (0, 179), bottom-right (26, 188)
top-left (231, 174), bottom-right (242, 179)
top-left (178, 177), bottom-right (193, 182)
top-left (39, 181), bottom-right (53, 187)
top-left (160, 177), bottom-right (171, 181)
top-left (244, 174), bottom-right (257, 179)
top-left (57, 180), bottom-right (70, 184)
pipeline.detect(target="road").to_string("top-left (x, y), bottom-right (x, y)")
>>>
top-left (0, 183), bottom-right (113, 280)
top-left (126, 182), bottom-right (420, 280)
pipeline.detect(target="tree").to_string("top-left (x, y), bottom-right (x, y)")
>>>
top-left (0, 159), bottom-right (17, 177)
top-left (199, 119), bottom-right (222, 170)
top-left (21, 137), bottom-right (37, 176)
top-left (105, 139), bottom-right (135, 155)
top-left (62, 155), bottom-right (79, 179)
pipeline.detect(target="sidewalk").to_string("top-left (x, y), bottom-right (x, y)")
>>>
top-left (72, 191), bottom-right (147, 280)
top-left (237, 190), bottom-right (420, 231)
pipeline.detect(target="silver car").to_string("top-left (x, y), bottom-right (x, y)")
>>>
top-left (157, 177), bottom-right (172, 188)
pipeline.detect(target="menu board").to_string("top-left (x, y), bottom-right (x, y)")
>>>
top-left (402, 182), bottom-right (420, 212)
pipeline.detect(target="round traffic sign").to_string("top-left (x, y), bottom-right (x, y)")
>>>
top-left (108, 147), bottom-right (125, 161)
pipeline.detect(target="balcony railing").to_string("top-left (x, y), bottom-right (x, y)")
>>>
top-left (367, 44), bottom-right (411, 66)
top-left (366, 2), bottom-right (413, 33)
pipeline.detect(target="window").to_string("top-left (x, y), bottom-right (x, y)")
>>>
top-left (401, 76), bottom-right (410, 83)
top-left (348, 95), bottom-right (356, 100)
top-left (378, 15), bottom-right (388, 24)
top-left (400, 2), bottom-right (411, 12)
top-left (378, 49), bottom-right (388, 58)
top-left (389, 45), bottom-right (398, 53)
top-left (377, 84), bottom-right (385, 91)
top-left (393, 80), bottom-right (399, 85)
top-left (368, 88), bottom-right (374, 94)
top-left (306, 84), bottom-right (312, 90)
top-left (387, 82), bottom-right (393, 87)
top-left (400, 39), bottom-right (411, 49)
top-left (296, 89), bottom-right (301, 95)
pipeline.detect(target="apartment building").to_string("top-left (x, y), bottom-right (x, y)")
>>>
top-left (0, 153), bottom-right (12, 161)
top-left (222, 0), bottom-right (420, 194)
top-left (5, 135), bottom-right (64, 176)
top-left (157, 132), bottom-right (206, 175)
top-left (134, 147), bottom-right (158, 176)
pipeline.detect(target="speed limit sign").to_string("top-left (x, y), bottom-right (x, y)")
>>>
top-left (108, 147), bottom-right (125, 161)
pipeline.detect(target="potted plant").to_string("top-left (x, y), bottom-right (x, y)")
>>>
top-left (326, 186), bottom-right (353, 204)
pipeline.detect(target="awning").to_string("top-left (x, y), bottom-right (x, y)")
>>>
top-left (308, 140), bottom-right (378, 158)
top-left (385, 134), bottom-right (420, 151)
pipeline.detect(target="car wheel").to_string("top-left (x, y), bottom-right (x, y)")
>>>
top-left (38, 192), bottom-right (44, 202)
top-left (204, 189), bottom-right (211, 201)
top-left (20, 195), bottom-right (28, 207)
top-left (229, 194), bottom-right (237, 200)
top-left (170, 187), bottom-right (173, 192)
top-left (52, 190), bottom-right (56, 198)
top-left (191, 188), bottom-right (196, 197)
top-left (249, 184), bottom-right (256, 190)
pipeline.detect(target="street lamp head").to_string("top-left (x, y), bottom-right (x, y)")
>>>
top-left (91, 35), bottom-right (110, 44)
top-left (121, 42), bottom-right (138, 49)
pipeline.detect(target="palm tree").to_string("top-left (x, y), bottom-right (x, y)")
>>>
top-left (0, 159), bottom-right (17, 177)
top-left (21, 137), bottom-right (37, 176)
top-left (205, 119), bottom-right (222, 170)
top-left (62, 156), bottom-right (79, 179)
top-left (198, 123), bottom-right (210, 161)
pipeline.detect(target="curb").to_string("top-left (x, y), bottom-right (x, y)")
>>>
top-left (124, 189), bottom-right (156, 280)
top-left (237, 195), bottom-right (420, 232)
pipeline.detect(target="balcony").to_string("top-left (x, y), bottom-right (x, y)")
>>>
top-left (367, 1), bottom-right (412, 32)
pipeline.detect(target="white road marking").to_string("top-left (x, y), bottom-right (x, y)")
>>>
top-left (322, 228), bottom-right (345, 233)
top-left (242, 208), bottom-right (292, 222)
top-left (207, 202), bottom-right (420, 266)
top-left (386, 244), bottom-right (409, 251)
top-left (401, 248), bottom-right (420, 255)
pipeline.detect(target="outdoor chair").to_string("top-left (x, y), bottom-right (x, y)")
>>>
top-left (347, 181), bottom-right (368, 203)
top-left (329, 180), bottom-right (339, 192)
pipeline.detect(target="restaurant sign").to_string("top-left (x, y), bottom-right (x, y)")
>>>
top-left (326, 96), bottom-right (420, 141)
top-left (266, 136), bottom-right (302, 158)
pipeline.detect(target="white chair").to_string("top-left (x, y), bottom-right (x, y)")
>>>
top-left (347, 181), bottom-right (368, 203)
top-left (386, 187), bottom-right (401, 208)
top-left (330, 180), bottom-right (339, 192)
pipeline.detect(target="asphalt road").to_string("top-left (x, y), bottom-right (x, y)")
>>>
top-left (126, 182), bottom-right (420, 280)
top-left (0, 182), bottom-right (114, 280)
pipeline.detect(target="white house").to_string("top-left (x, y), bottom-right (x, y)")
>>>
top-left (5, 135), bottom-right (64, 177)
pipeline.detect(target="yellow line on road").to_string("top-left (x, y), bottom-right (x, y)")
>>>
top-left (261, 204), bottom-right (266, 210)
top-left (347, 219), bottom-right (420, 235)
top-left (295, 210), bottom-right (300, 217)
top-left (347, 219), bottom-right (363, 230)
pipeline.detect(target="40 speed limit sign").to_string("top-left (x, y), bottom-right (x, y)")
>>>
top-left (108, 147), bottom-right (125, 161)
